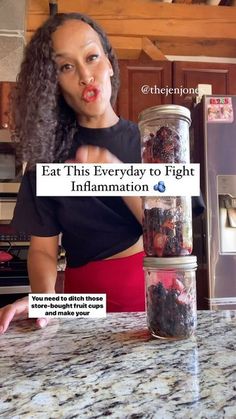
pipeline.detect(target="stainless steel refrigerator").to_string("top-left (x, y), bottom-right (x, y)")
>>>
top-left (192, 95), bottom-right (236, 310)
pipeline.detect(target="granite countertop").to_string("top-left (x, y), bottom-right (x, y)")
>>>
top-left (0, 311), bottom-right (236, 419)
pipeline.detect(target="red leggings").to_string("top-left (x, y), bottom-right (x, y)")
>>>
top-left (64, 251), bottom-right (145, 312)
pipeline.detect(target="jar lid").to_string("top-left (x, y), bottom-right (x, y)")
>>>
top-left (138, 105), bottom-right (191, 125)
top-left (143, 256), bottom-right (197, 270)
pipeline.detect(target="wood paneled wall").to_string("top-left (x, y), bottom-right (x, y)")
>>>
top-left (26, 0), bottom-right (236, 58)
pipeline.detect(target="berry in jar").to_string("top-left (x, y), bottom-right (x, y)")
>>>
top-left (138, 105), bottom-right (191, 165)
top-left (147, 281), bottom-right (196, 339)
top-left (142, 197), bottom-right (192, 257)
top-left (144, 256), bottom-right (197, 340)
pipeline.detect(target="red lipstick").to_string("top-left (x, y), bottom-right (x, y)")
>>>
top-left (82, 85), bottom-right (100, 103)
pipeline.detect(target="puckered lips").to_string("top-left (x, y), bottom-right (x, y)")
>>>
top-left (82, 85), bottom-right (100, 103)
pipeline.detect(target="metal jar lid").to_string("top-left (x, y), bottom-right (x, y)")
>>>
top-left (138, 105), bottom-right (191, 126)
top-left (143, 256), bottom-right (197, 271)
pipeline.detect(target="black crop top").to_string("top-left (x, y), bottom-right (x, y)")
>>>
top-left (12, 118), bottom-right (143, 268)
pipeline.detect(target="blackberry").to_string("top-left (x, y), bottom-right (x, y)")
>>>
top-left (147, 282), bottom-right (195, 338)
top-left (156, 126), bottom-right (173, 140)
top-left (143, 125), bottom-right (184, 164)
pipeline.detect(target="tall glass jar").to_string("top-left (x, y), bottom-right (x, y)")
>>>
top-left (138, 105), bottom-right (191, 164)
top-left (144, 256), bottom-right (197, 340)
top-left (138, 104), bottom-right (193, 256)
top-left (142, 196), bottom-right (193, 257)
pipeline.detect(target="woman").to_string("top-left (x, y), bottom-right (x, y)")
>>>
top-left (0, 13), bottom-right (145, 333)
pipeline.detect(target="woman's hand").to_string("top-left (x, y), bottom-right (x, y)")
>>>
top-left (68, 145), bottom-right (121, 164)
top-left (0, 296), bottom-right (49, 334)
top-left (68, 145), bottom-right (143, 223)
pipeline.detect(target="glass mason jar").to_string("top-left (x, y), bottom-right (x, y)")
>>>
top-left (142, 196), bottom-right (192, 257)
top-left (144, 256), bottom-right (197, 340)
top-left (138, 105), bottom-right (191, 164)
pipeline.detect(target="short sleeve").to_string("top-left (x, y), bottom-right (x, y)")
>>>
top-left (11, 169), bottom-right (61, 237)
top-left (192, 193), bottom-right (205, 217)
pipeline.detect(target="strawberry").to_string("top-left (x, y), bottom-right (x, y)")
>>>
top-left (153, 233), bottom-right (168, 256)
top-left (162, 219), bottom-right (175, 230)
top-left (171, 277), bottom-right (185, 293)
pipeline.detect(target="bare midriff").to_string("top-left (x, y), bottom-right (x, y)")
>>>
top-left (105, 236), bottom-right (143, 260)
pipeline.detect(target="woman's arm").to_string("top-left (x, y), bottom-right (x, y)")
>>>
top-left (28, 235), bottom-right (59, 293)
top-left (0, 235), bottom-right (59, 334)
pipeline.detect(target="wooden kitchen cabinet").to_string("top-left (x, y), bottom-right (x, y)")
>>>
top-left (116, 59), bottom-right (172, 122)
top-left (117, 60), bottom-right (236, 119)
top-left (0, 82), bottom-right (16, 129)
top-left (173, 61), bottom-right (236, 108)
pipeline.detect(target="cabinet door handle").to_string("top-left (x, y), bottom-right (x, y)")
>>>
top-left (1, 122), bottom-right (9, 128)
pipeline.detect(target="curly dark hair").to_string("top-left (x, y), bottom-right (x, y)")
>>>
top-left (11, 13), bottom-right (120, 166)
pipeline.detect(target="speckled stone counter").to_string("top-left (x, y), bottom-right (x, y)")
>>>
top-left (0, 311), bottom-right (236, 419)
